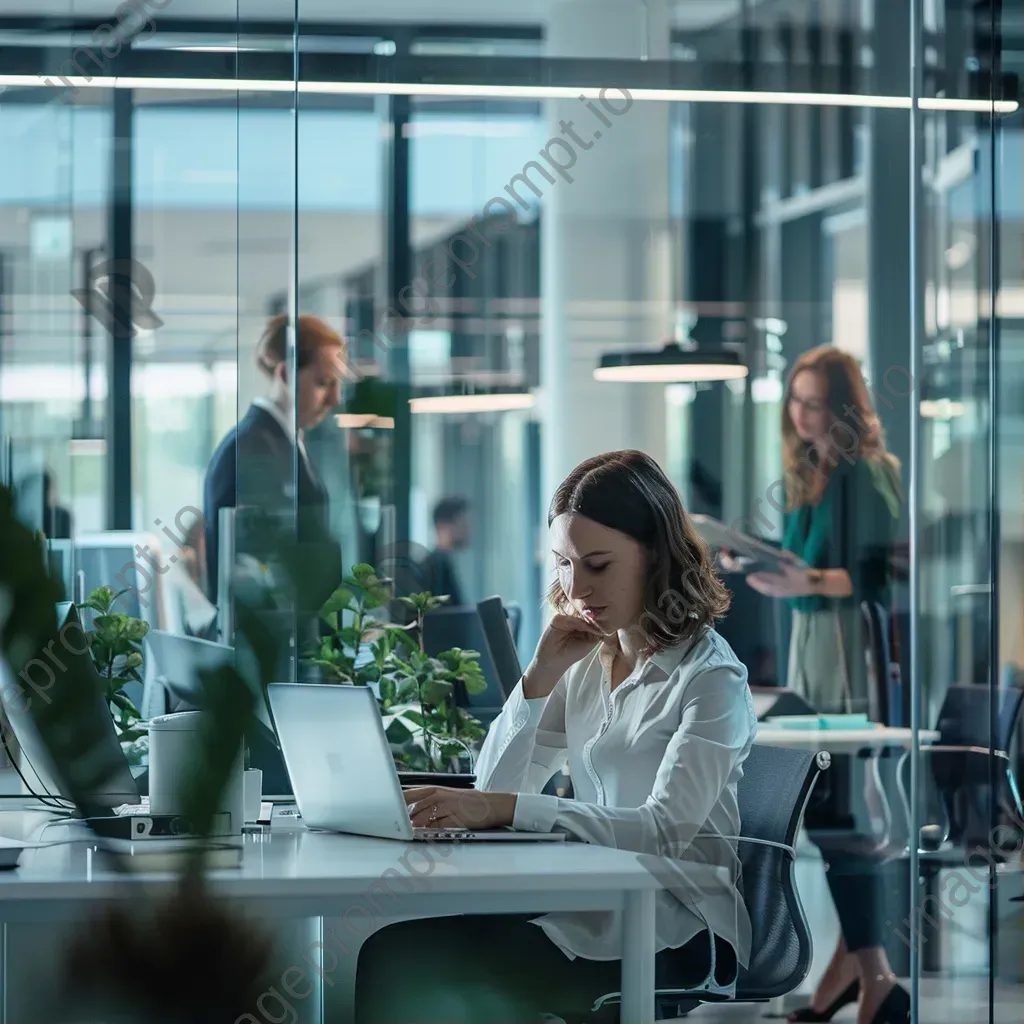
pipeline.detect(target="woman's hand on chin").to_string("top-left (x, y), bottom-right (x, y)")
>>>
top-left (523, 613), bottom-right (606, 698)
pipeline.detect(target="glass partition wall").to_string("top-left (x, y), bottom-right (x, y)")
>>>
top-left (0, 1), bottom-right (1021, 1020)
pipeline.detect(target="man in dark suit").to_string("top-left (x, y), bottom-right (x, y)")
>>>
top-left (204, 314), bottom-right (346, 623)
top-left (420, 496), bottom-right (471, 606)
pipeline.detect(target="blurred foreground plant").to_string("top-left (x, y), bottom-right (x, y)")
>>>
top-left (0, 488), bottom-right (336, 1021)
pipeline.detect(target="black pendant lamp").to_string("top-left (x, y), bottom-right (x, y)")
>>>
top-left (595, 312), bottom-right (748, 383)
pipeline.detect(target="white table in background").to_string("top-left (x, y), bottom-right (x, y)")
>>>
top-left (0, 815), bottom-right (660, 1024)
top-left (756, 725), bottom-right (940, 754)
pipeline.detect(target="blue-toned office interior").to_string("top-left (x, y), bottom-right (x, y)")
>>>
top-left (0, 1), bottom-right (1022, 1022)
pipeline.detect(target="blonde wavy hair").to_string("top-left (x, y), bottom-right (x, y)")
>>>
top-left (782, 345), bottom-right (900, 509)
top-left (546, 450), bottom-right (730, 655)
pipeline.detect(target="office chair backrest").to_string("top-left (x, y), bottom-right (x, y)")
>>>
top-left (861, 600), bottom-right (898, 725)
top-left (936, 683), bottom-right (1024, 752)
top-left (736, 744), bottom-right (827, 1000)
top-left (476, 596), bottom-right (522, 700)
top-left (421, 607), bottom-right (505, 714)
top-left (504, 601), bottom-right (522, 647)
top-left (929, 681), bottom-right (1024, 846)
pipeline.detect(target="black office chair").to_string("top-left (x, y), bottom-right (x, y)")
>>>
top-left (897, 679), bottom-right (1024, 853)
top-left (891, 679), bottom-right (1024, 971)
top-left (590, 745), bottom-right (830, 1020)
top-left (504, 600), bottom-right (522, 647)
top-left (861, 599), bottom-right (901, 726)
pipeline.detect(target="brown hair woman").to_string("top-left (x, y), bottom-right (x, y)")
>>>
top-left (738, 346), bottom-right (908, 1024)
top-left (358, 450), bottom-right (757, 1022)
top-left (746, 344), bottom-right (901, 716)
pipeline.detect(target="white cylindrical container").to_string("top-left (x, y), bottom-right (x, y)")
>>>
top-left (148, 711), bottom-right (243, 835)
top-left (243, 768), bottom-right (263, 823)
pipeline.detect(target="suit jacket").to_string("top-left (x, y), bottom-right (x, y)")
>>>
top-left (419, 548), bottom-right (465, 607)
top-left (203, 404), bottom-right (342, 638)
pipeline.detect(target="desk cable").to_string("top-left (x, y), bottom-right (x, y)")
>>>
top-left (0, 729), bottom-right (74, 812)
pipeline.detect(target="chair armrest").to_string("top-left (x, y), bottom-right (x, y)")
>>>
top-left (896, 745), bottom-right (1014, 842)
top-left (720, 835), bottom-right (796, 857)
top-left (917, 745), bottom-right (1011, 761)
top-left (688, 834), bottom-right (797, 858)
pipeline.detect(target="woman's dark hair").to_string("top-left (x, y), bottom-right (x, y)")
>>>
top-left (546, 450), bottom-right (730, 654)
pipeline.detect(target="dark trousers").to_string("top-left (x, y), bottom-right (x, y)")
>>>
top-left (355, 914), bottom-right (736, 1023)
top-left (812, 838), bottom-right (892, 952)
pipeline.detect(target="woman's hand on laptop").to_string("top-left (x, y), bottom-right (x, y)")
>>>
top-left (404, 786), bottom-right (516, 831)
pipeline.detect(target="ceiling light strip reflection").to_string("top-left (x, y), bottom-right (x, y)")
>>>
top-left (410, 393), bottom-right (535, 414)
top-left (0, 74), bottom-right (1016, 112)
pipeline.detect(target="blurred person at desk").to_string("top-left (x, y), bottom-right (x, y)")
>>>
top-left (420, 495), bottom-right (471, 606)
top-left (203, 314), bottom-right (345, 641)
top-left (725, 346), bottom-right (906, 1024)
top-left (16, 468), bottom-right (72, 539)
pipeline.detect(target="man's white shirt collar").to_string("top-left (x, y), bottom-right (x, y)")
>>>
top-left (253, 397), bottom-right (309, 459)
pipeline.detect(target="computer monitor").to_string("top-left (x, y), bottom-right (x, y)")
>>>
top-left (475, 597), bottom-right (522, 700)
top-left (143, 630), bottom-right (275, 736)
top-left (143, 629), bottom-right (290, 798)
top-left (421, 607), bottom-right (505, 719)
top-left (0, 602), bottom-right (140, 815)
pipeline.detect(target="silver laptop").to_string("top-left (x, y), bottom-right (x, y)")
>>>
top-left (267, 683), bottom-right (565, 843)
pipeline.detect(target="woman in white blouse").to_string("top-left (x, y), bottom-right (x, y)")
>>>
top-left (356, 450), bottom-right (757, 1023)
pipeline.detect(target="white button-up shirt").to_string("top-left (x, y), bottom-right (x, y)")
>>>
top-left (474, 627), bottom-right (756, 966)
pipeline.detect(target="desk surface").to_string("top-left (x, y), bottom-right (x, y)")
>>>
top-left (0, 815), bottom-right (661, 903)
top-left (756, 724), bottom-right (940, 751)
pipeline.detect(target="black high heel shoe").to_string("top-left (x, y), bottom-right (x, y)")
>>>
top-left (787, 979), bottom-right (860, 1022)
top-left (868, 984), bottom-right (910, 1024)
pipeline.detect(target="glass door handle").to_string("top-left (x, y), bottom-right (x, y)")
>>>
top-left (951, 583), bottom-right (991, 597)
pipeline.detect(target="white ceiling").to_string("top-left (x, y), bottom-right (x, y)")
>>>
top-left (3, 0), bottom-right (743, 30)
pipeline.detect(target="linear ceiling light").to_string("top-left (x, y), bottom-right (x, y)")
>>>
top-left (0, 75), bottom-right (1016, 112)
top-left (410, 392), bottom-right (535, 414)
top-left (595, 343), bottom-right (748, 383)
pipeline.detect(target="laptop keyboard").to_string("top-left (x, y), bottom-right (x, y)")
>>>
top-left (413, 826), bottom-right (472, 841)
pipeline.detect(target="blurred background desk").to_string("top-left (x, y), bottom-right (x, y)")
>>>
top-left (755, 725), bottom-right (940, 753)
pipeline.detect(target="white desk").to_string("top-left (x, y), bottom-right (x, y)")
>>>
top-left (756, 725), bottom-right (939, 754)
top-left (0, 815), bottom-right (660, 1024)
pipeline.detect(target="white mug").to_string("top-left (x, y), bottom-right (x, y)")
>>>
top-left (243, 768), bottom-right (263, 823)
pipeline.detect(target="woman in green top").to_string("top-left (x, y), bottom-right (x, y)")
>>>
top-left (741, 346), bottom-right (908, 1024)
top-left (747, 345), bottom-right (902, 715)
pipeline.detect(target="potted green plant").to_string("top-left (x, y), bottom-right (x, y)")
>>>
top-left (79, 585), bottom-right (149, 764)
top-left (309, 563), bottom-right (488, 772)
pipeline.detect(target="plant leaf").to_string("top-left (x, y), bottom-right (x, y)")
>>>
top-left (419, 677), bottom-right (453, 706)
